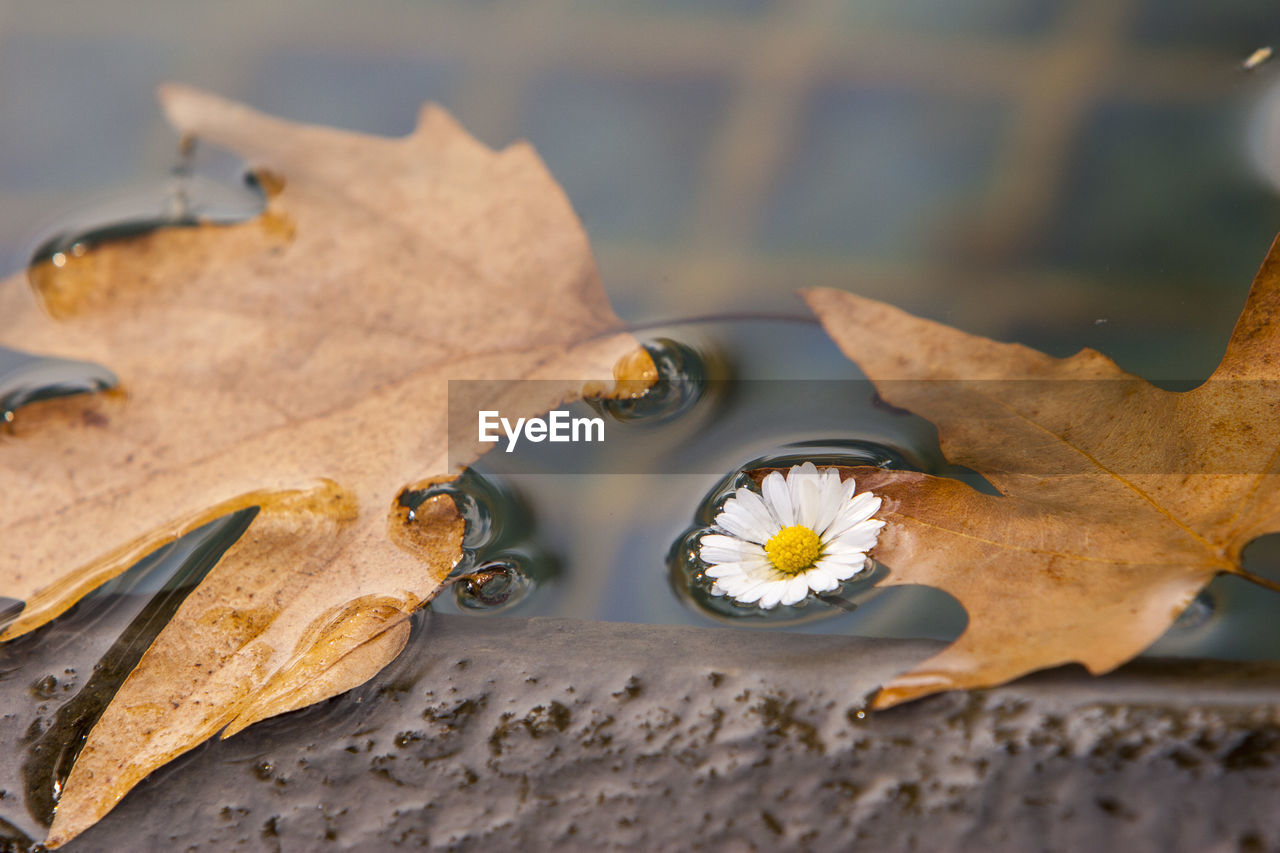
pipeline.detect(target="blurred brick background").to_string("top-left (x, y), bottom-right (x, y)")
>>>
top-left (1, 0), bottom-right (1278, 379)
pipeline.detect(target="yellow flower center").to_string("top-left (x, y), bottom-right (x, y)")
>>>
top-left (764, 525), bottom-right (822, 576)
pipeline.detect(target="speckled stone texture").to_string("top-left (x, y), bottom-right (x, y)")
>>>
top-left (5, 609), bottom-right (1280, 852)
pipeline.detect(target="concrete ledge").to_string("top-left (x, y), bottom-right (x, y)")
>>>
top-left (6, 611), bottom-right (1280, 851)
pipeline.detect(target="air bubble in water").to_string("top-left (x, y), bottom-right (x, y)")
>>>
top-left (400, 471), bottom-right (515, 552)
top-left (592, 338), bottom-right (709, 424)
top-left (404, 472), bottom-right (554, 615)
top-left (453, 558), bottom-right (535, 612)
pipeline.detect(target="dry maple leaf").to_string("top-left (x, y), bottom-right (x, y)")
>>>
top-left (0, 86), bottom-right (652, 847)
top-left (799, 237), bottom-right (1280, 711)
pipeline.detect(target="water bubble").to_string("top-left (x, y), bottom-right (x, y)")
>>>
top-left (29, 218), bottom-right (197, 278)
top-left (670, 439), bottom-right (915, 627)
top-left (400, 471), bottom-right (513, 551)
top-left (0, 352), bottom-right (117, 420)
top-left (452, 558), bottom-right (535, 612)
top-left (29, 676), bottom-right (58, 701)
top-left (404, 471), bottom-right (555, 616)
top-left (592, 338), bottom-right (709, 424)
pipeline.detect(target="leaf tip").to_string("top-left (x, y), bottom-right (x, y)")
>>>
top-left (871, 668), bottom-right (964, 709)
top-left (413, 102), bottom-right (465, 137)
top-left (45, 808), bottom-right (95, 850)
top-left (799, 287), bottom-right (871, 326)
top-left (798, 286), bottom-right (838, 307)
top-left (868, 686), bottom-right (911, 710)
top-left (156, 82), bottom-right (223, 129)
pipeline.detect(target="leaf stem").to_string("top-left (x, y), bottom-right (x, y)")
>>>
top-left (624, 311), bottom-right (819, 333)
top-left (1228, 566), bottom-right (1280, 595)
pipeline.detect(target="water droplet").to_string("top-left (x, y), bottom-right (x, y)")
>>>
top-left (0, 351), bottom-right (117, 419)
top-left (453, 559), bottom-right (535, 612)
top-left (402, 471), bottom-right (555, 615)
top-left (400, 470), bottom-right (513, 552)
top-left (670, 439), bottom-right (915, 626)
top-left (592, 338), bottom-right (709, 424)
top-left (29, 675), bottom-right (58, 700)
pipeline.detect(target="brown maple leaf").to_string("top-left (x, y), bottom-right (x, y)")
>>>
top-left (0, 86), bottom-right (652, 846)
top-left (800, 237), bottom-right (1280, 710)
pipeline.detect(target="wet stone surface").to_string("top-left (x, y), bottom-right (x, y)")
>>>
top-left (3, 608), bottom-right (1280, 851)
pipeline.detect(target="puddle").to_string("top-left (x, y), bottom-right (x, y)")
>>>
top-left (3, 69), bottom-right (1280, 848)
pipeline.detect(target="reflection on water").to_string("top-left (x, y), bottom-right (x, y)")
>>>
top-left (5, 315), bottom-right (1280, 654)
top-left (452, 319), bottom-right (970, 642)
top-left (2, 2), bottom-right (1280, 847)
top-left (1, 1), bottom-right (1278, 654)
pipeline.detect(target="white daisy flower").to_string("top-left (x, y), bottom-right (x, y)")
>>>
top-left (698, 462), bottom-right (885, 610)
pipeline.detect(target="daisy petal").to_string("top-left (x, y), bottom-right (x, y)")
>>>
top-left (758, 581), bottom-right (787, 610)
top-left (787, 463), bottom-right (821, 529)
top-left (728, 488), bottom-right (780, 541)
top-left (847, 492), bottom-right (882, 522)
top-left (736, 579), bottom-right (773, 604)
top-left (782, 575), bottom-right (811, 606)
top-left (825, 493), bottom-right (882, 539)
top-left (762, 471), bottom-right (795, 527)
top-left (716, 499), bottom-right (772, 543)
top-left (813, 469), bottom-right (845, 535)
top-left (817, 555), bottom-right (865, 581)
top-left (699, 534), bottom-right (750, 564)
top-left (827, 523), bottom-right (884, 554)
top-left (840, 475), bottom-right (857, 500)
top-left (798, 476), bottom-right (824, 531)
top-left (804, 565), bottom-right (840, 592)
top-left (717, 574), bottom-right (756, 595)
top-left (705, 562), bottom-right (747, 579)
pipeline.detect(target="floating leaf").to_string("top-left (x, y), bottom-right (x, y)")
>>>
top-left (804, 237), bottom-right (1280, 709)
top-left (0, 86), bottom-right (652, 846)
